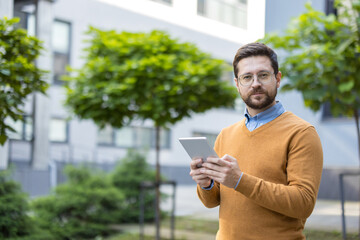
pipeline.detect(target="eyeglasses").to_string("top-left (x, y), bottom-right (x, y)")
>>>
top-left (237, 71), bottom-right (274, 86)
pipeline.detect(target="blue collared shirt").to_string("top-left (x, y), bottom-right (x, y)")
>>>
top-left (201, 101), bottom-right (285, 191)
top-left (244, 101), bottom-right (285, 132)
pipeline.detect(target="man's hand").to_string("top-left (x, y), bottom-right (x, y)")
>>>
top-left (189, 158), bottom-right (212, 188)
top-left (201, 154), bottom-right (242, 189)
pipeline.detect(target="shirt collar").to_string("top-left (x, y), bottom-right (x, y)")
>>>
top-left (244, 101), bottom-right (285, 124)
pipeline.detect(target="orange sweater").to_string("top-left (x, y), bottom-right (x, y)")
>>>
top-left (197, 112), bottom-right (323, 240)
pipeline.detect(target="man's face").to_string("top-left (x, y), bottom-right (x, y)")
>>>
top-left (234, 56), bottom-right (281, 116)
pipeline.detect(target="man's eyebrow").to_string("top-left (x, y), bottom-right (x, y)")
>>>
top-left (240, 70), bottom-right (269, 75)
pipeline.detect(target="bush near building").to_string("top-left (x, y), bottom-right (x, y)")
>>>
top-left (30, 150), bottom-right (166, 239)
top-left (0, 169), bottom-right (34, 238)
top-left (31, 165), bottom-right (125, 239)
top-left (111, 150), bottom-right (167, 223)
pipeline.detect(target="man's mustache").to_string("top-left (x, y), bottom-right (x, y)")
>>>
top-left (250, 89), bottom-right (266, 95)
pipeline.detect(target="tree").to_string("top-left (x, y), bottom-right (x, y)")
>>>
top-left (64, 27), bottom-right (237, 239)
top-left (0, 18), bottom-right (48, 145)
top-left (261, 0), bottom-right (360, 163)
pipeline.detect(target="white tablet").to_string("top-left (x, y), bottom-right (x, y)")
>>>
top-left (178, 137), bottom-right (218, 161)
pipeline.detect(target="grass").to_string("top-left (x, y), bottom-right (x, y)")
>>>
top-left (107, 216), bottom-right (360, 240)
top-left (304, 229), bottom-right (359, 240)
top-left (162, 216), bottom-right (218, 234)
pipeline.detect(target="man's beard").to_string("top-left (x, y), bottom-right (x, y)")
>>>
top-left (241, 86), bottom-right (277, 110)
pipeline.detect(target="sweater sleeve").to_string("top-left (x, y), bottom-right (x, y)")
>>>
top-left (235, 126), bottom-right (323, 219)
top-left (196, 131), bottom-right (223, 208)
top-left (197, 181), bottom-right (220, 208)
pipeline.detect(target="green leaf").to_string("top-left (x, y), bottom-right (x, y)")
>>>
top-left (336, 37), bottom-right (354, 54)
top-left (338, 80), bottom-right (354, 93)
top-left (0, 135), bottom-right (7, 145)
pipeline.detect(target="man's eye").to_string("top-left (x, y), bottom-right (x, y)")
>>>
top-left (243, 75), bottom-right (252, 80)
top-left (259, 73), bottom-right (269, 78)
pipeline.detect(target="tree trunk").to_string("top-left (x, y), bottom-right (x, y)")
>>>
top-left (155, 126), bottom-right (161, 240)
top-left (353, 109), bottom-right (360, 239)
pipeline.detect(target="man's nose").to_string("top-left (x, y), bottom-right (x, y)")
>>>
top-left (251, 76), bottom-right (262, 87)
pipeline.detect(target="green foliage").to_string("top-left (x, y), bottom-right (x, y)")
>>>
top-left (0, 17), bottom-right (48, 145)
top-left (0, 169), bottom-right (33, 238)
top-left (31, 165), bottom-right (125, 240)
top-left (30, 151), bottom-right (167, 239)
top-left (111, 150), bottom-right (163, 223)
top-left (261, 1), bottom-right (360, 117)
top-left (64, 28), bottom-right (237, 129)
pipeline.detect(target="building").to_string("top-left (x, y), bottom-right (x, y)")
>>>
top-left (0, 0), bottom-right (358, 200)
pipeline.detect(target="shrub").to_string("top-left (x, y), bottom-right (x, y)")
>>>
top-left (31, 165), bottom-right (125, 239)
top-left (30, 150), bottom-right (169, 239)
top-left (111, 150), bottom-right (167, 223)
top-left (0, 169), bottom-right (34, 238)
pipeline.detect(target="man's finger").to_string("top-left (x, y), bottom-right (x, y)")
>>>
top-left (202, 162), bottom-right (222, 172)
top-left (201, 168), bottom-right (223, 178)
top-left (192, 174), bottom-right (210, 181)
top-left (221, 154), bottom-right (236, 162)
top-left (190, 158), bottom-right (203, 169)
top-left (206, 157), bottom-right (224, 166)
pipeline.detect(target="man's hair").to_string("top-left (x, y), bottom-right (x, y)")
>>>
top-left (233, 42), bottom-right (279, 79)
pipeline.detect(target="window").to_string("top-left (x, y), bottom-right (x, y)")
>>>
top-left (13, 2), bottom-right (36, 34)
top-left (49, 118), bottom-right (68, 142)
top-left (52, 20), bottom-right (71, 84)
top-left (197, 0), bottom-right (247, 29)
top-left (98, 125), bottom-right (114, 145)
top-left (6, 116), bottom-right (33, 141)
top-left (27, 14), bottom-right (36, 36)
top-left (98, 126), bottom-right (171, 149)
top-left (325, 0), bottom-right (337, 15)
top-left (193, 131), bottom-right (218, 148)
top-left (115, 127), bottom-right (135, 148)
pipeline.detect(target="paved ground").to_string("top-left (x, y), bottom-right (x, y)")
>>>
top-left (161, 184), bottom-right (360, 233)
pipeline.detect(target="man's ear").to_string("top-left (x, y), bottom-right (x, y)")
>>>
top-left (276, 71), bottom-right (282, 88)
top-left (234, 77), bottom-right (240, 92)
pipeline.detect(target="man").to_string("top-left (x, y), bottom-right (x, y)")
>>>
top-left (190, 42), bottom-right (323, 240)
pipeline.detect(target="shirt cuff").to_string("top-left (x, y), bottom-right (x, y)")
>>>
top-left (201, 179), bottom-right (214, 190)
top-left (234, 172), bottom-right (244, 189)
